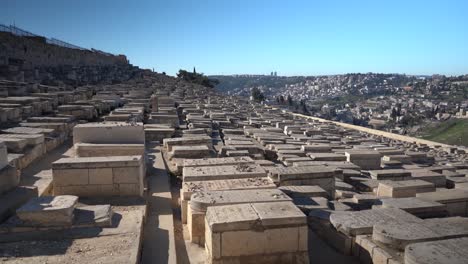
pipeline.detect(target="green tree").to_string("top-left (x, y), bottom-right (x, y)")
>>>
top-left (251, 87), bottom-right (265, 102)
top-left (177, 69), bottom-right (219, 88)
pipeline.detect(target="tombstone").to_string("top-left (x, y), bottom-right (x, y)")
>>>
top-left (417, 189), bottom-right (468, 216)
top-left (16, 195), bottom-right (78, 226)
top-left (205, 202), bottom-right (308, 264)
top-left (404, 237), bottom-right (468, 264)
top-left (269, 166), bottom-right (336, 197)
top-left (183, 164), bottom-right (267, 182)
top-left (369, 169), bottom-right (412, 180)
top-left (52, 155), bottom-right (145, 197)
top-left (345, 150), bottom-right (382, 170)
top-left (73, 123), bottom-right (145, 145)
top-left (376, 180), bottom-right (435, 198)
top-left (188, 189), bottom-right (291, 245)
top-left (376, 197), bottom-right (447, 218)
top-left (373, 217), bottom-right (468, 250)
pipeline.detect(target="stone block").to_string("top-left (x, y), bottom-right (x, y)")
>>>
top-left (16, 195), bottom-right (78, 226)
top-left (377, 180), bottom-right (435, 198)
top-left (73, 123), bottom-right (145, 144)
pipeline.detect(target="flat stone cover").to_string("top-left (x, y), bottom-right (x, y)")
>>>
top-left (330, 208), bottom-right (422, 236)
top-left (373, 217), bottom-right (468, 249)
top-left (182, 156), bottom-right (254, 167)
top-left (270, 166), bottom-right (336, 181)
top-left (206, 201), bottom-right (306, 232)
top-left (278, 185), bottom-right (328, 198)
top-left (404, 237), bottom-right (468, 264)
top-left (181, 177), bottom-right (275, 200)
top-left (416, 189), bottom-right (468, 203)
top-left (369, 169), bottom-right (412, 179)
top-left (379, 197), bottom-right (446, 214)
top-left (16, 195), bottom-right (78, 226)
top-left (53, 155), bottom-right (142, 169)
top-left (190, 189), bottom-right (291, 211)
top-left (183, 164), bottom-right (267, 182)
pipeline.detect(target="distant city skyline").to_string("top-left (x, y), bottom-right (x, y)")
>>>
top-left (1, 0), bottom-right (467, 76)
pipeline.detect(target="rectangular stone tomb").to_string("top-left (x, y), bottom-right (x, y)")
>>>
top-left (16, 195), bottom-right (78, 226)
top-left (74, 143), bottom-right (145, 157)
top-left (269, 166), bottom-right (335, 196)
top-left (182, 164), bottom-right (267, 182)
top-left (416, 189), bottom-right (468, 216)
top-left (377, 180), bottom-right (435, 198)
top-left (404, 237), bottom-right (468, 264)
top-left (52, 156), bottom-right (145, 197)
top-left (278, 185), bottom-right (328, 198)
top-left (376, 197), bottom-right (447, 218)
top-left (205, 202), bottom-right (308, 264)
top-left (369, 169), bottom-right (412, 180)
top-left (309, 153), bottom-right (346, 161)
top-left (169, 145), bottom-right (213, 159)
top-left (180, 177), bottom-right (276, 223)
top-left (345, 150), bottom-right (382, 170)
top-left (163, 136), bottom-right (213, 152)
top-left (73, 123), bottom-right (145, 144)
top-left (372, 216), bottom-right (468, 250)
top-left (183, 156), bottom-right (254, 168)
top-left (330, 208), bottom-right (422, 236)
top-left (188, 189), bottom-right (291, 245)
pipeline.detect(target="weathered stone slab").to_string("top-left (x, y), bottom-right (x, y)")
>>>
top-left (269, 166), bottom-right (335, 196)
top-left (345, 150), bottom-right (382, 170)
top-left (377, 180), bottom-right (435, 198)
top-left (74, 143), bottom-right (145, 157)
top-left (369, 169), bottom-right (412, 180)
top-left (183, 157), bottom-right (254, 168)
top-left (309, 152), bottom-right (347, 161)
top-left (416, 189), bottom-right (468, 216)
top-left (330, 208), bottom-right (422, 236)
top-left (169, 145), bottom-right (213, 159)
top-left (404, 237), bottom-right (468, 264)
top-left (373, 216), bottom-right (468, 250)
top-left (52, 156), bottom-right (144, 197)
top-left (377, 197), bottom-right (446, 218)
top-left (278, 185), bottom-right (328, 198)
top-left (205, 202), bottom-right (308, 263)
top-left (16, 195), bottom-right (78, 226)
top-left (73, 123), bottom-right (145, 144)
top-left (183, 163), bottom-right (267, 182)
top-left (163, 136), bottom-right (212, 151)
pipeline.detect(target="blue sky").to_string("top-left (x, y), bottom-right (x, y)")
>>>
top-left (1, 0), bottom-right (467, 76)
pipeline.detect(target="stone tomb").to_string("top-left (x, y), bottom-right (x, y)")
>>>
top-left (376, 197), bottom-right (447, 218)
top-left (376, 180), bottom-right (435, 198)
top-left (369, 169), bottom-right (412, 180)
top-left (404, 237), bottom-right (468, 264)
top-left (183, 163), bottom-right (267, 182)
top-left (163, 136), bottom-right (213, 152)
top-left (372, 216), bottom-right (468, 250)
top-left (330, 208), bottom-right (422, 236)
top-left (52, 156), bottom-right (145, 197)
top-left (268, 166), bottom-right (336, 197)
top-left (345, 150), bottom-right (382, 170)
top-left (205, 202), bottom-right (308, 264)
top-left (188, 189), bottom-right (291, 245)
top-left (16, 195), bottom-right (78, 226)
top-left (180, 177), bottom-right (276, 223)
top-left (417, 189), bottom-right (468, 216)
top-left (73, 122), bottom-right (145, 145)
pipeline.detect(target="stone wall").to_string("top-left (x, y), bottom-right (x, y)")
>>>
top-left (0, 32), bottom-right (128, 69)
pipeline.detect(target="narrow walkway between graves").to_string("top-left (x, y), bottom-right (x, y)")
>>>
top-left (141, 143), bottom-right (177, 264)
